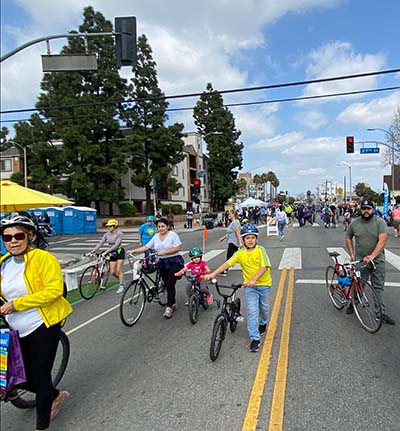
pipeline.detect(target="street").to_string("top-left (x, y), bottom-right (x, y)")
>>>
top-left (2, 222), bottom-right (400, 431)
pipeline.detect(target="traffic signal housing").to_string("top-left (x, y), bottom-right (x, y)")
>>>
top-left (115, 17), bottom-right (137, 68)
top-left (346, 136), bottom-right (354, 154)
top-left (193, 179), bottom-right (201, 196)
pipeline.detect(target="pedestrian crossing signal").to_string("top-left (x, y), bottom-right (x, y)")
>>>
top-left (346, 136), bottom-right (354, 153)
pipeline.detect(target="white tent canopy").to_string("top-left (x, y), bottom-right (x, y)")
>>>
top-left (238, 197), bottom-right (267, 208)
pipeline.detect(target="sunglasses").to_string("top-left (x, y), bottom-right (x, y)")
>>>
top-left (2, 232), bottom-right (27, 242)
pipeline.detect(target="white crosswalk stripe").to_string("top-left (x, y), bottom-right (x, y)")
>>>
top-left (278, 248), bottom-right (302, 269)
top-left (386, 250), bottom-right (400, 271)
top-left (326, 247), bottom-right (350, 264)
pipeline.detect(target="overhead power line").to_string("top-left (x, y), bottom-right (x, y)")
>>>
top-left (1, 85), bottom-right (399, 124)
top-left (1, 68), bottom-right (399, 115)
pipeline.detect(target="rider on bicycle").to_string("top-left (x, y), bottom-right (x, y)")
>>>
top-left (0, 215), bottom-right (72, 430)
top-left (175, 247), bottom-right (213, 305)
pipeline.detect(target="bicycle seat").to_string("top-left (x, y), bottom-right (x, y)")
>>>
top-left (329, 251), bottom-right (340, 258)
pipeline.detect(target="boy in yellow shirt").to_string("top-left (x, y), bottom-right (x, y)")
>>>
top-left (205, 224), bottom-right (271, 352)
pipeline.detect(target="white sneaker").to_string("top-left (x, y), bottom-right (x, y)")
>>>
top-left (116, 286), bottom-right (124, 294)
top-left (163, 307), bottom-right (173, 318)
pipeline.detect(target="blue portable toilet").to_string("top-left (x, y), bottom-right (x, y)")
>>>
top-left (44, 207), bottom-right (64, 234)
top-left (83, 207), bottom-right (97, 233)
top-left (62, 206), bottom-right (90, 235)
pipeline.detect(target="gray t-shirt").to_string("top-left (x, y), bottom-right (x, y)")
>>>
top-left (346, 216), bottom-right (387, 262)
top-left (226, 219), bottom-right (241, 246)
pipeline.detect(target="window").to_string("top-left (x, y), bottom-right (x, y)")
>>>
top-left (0, 159), bottom-right (12, 171)
top-left (172, 166), bottom-right (178, 176)
top-left (172, 190), bottom-right (179, 196)
top-left (182, 169), bottom-right (185, 178)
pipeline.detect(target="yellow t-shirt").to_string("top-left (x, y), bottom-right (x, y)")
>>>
top-left (227, 245), bottom-right (272, 286)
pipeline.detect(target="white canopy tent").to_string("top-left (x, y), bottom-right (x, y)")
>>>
top-left (238, 197), bottom-right (267, 208)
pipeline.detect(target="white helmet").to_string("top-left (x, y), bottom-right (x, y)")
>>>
top-left (0, 215), bottom-right (36, 232)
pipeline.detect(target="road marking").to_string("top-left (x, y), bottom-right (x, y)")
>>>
top-left (326, 247), bottom-right (349, 264)
top-left (203, 249), bottom-right (225, 261)
top-left (386, 250), bottom-right (400, 271)
top-left (278, 248), bottom-right (301, 270)
top-left (269, 267), bottom-right (294, 431)
top-left (295, 279), bottom-right (400, 288)
top-left (242, 268), bottom-right (287, 431)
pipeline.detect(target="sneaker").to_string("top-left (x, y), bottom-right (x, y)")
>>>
top-left (163, 307), bottom-right (173, 318)
top-left (382, 314), bottom-right (396, 325)
top-left (346, 303), bottom-right (354, 315)
top-left (171, 303), bottom-right (177, 311)
top-left (116, 286), bottom-right (124, 294)
top-left (249, 339), bottom-right (260, 352)
top-left (259, 324), bottom-right (267, 335)
top-left (281, 235), bottom-right (284, 240)
top-left (206, 294), bottom-right (213, 305)
top-left (50, 390), bottom-right (70, 421)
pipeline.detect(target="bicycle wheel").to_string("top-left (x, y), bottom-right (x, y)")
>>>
top-left (119, 281), bottom-right (146, 327)
top-left (229, 298), bottom-right (241, 332)
top-left (352, 279), bottom-right (382, 333)
top-left (79, 265), bottom-right (100, 299)
top-left (188, 294), bottom-right (199, 324)
top-left (210, 314), bottom-right (227, 361)
top-left (156, 279), bottom-right (168, 306)
top-left (201, 292), bottom-right (209, 310)
top-left (325, 265), bottom-right (346, 310)
top-left (99, 260), bottom-right (110, 290)
top-left (11, 331), bottom-right (70, 409)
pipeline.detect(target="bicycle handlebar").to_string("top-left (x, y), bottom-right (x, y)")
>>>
top-left (210, 279), bottom-right (242, 298)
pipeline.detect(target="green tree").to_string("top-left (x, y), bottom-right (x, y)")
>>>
top-left (193, 83), bottom-right (243, 209)
top-left (235, 177), bottom-right (248, 196)
top-left (354, 182), bottom-right (379, 202)
top-left (27, 6), bottom-right (128, 212)
top-left (121, 35), bottom-right (185, 213)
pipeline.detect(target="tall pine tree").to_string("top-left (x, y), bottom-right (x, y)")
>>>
top-left (193, 83), bottom-right (243, 209)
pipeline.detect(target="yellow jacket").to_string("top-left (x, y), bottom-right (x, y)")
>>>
top-left (0, 248), bottom-right (73, 328)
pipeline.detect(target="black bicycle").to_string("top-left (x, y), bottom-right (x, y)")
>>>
top-left (119, 253), bottom-right (167, 327)
top-left (1, 330), bottom-right (70, 409)
top-left (209, 280), bottom-right (243, 361)
top-left (184, 272), bottom-right (219, 325)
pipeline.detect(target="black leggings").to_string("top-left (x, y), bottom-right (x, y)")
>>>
top-left (227, 242), bottom-right (239, 260)
top-left (159, 261), bottom-right (184, 307)
top-left (19, 323), bottom-right (61, 430)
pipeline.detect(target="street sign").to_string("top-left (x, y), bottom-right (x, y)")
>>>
top-left (42, 54), bottom-right (98, 71)
top-left (197, 171), bottom-right (204, 179)
top-left (360, 147), bottom-right (380, 154)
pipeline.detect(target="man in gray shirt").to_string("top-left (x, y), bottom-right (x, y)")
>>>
top-left (345, 199), bottom-right (395, 325)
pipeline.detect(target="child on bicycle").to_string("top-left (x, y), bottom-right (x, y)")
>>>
top-left (175, 247), bottom-right (213, 305)
top-left (205, 224), bottom-right (272, 353)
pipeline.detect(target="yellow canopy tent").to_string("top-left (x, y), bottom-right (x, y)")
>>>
top-left (0, 180), bottom-right (74, 212)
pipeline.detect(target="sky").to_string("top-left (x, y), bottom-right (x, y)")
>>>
top-left (1, 0), bottom-right (400, 197)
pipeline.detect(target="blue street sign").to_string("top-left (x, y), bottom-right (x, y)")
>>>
top-left (197, 171), bottom-right (204, 178)
top-left (360, 147), bottom-right (380, 154)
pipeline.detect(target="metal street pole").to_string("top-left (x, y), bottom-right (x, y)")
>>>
top-left (367, 128), bottom-right (396, 206)
top-left (337, 163), bottom-right (352, 203)
top-left (11, 142), bottom-right (27, 187)
top-left (343, 175), bottom-right (346, 203)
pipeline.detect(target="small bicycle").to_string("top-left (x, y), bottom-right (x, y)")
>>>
top-left (119, 253), bottom-right (167, 327)
top-left (184, 272), bottom-right (219, 325)
top-left (325, 251), bottom-right (383, 333)
top-left (209, 280), bottom-right (243, 361)
top-left (78, 254), bottom-right (110, 300)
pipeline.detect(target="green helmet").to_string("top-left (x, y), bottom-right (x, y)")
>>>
top-left (189, 247), bottom-right (203, 258)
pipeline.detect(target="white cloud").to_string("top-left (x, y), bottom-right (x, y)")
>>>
top-left (249, 131), bottom-right (304, 150)
top-left (282, 136), bottom-right (340, 156)
top-left (297, 167), bottom-right (327, 175)
top-left (295, 110), bottom-right (329, 129)
top-left (337, 91), bottom-right (400, 126)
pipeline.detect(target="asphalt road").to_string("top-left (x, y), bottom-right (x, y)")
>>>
top-left (2, 221), bottom-right (400, 431)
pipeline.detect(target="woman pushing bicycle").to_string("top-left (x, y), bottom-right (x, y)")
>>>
top-left (205, 224), bottom-right (272, 353)
top-left (86, 219), bottom-right (125, 294)
top-left (129, 218), bottom-right (184, 319)
top-left (0, 215), bottom-right (73, 431)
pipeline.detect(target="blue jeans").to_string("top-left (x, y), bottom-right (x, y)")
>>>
top-left (277, 221), bottom-right (286, 237)
top-left (244, 285), bottom-right (271, 341)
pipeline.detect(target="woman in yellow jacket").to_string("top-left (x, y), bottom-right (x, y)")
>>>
top-left (0, 215), bottom-right (72, 431)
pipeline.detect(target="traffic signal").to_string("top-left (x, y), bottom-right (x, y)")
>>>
top-left (346, 136), bottom-right (354, 153)
top-left (115, 17), bottom-right (137, 68)
top-left (193, 178), bottom-right (201, 196)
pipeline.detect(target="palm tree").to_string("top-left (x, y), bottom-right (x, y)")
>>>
top-left (253, 174), bottom-right (263, 198)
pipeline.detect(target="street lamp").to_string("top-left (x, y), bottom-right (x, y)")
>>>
top-left (11, 142), bottom-right (27, 187)
top-left (337, 163), bottom-right (352, 203)
top-left (367, 127), bottom-right (396, 205)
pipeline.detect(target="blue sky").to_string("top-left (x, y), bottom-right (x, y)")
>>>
top-left (1, 0), bottom-right (399, 197)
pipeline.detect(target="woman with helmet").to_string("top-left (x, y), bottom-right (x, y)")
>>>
top-left (0, 215), bottom-right (73, 430)
top-left (129, 218), bottom-right (184, 319)
top-left (205, 224), bottom-right (272, 353)
top-left (175, 247), bottom-right (213, 305)
top-left (138, 215), bottom-right (157, 262)
top-left (218, 209), bottom-right (243, 276)
top-left (86, 219), bottom-right (125, 294)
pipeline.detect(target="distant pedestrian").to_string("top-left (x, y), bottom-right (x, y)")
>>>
top-left (218, 209), bottom-right (243, 276)
top-left (167, 210), bottom-right (175, 230)
top-left (186, 209), bottom-right (194, 229)
top-left (138, 215), bottom-right (157, 261)
top-left (275, 206), bottom-right (288, 240)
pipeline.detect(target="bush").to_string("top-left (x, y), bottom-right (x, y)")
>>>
top-left (119, 203), bottom-right (137, 217)
top-left (159, 204), bottom-right (183, 215)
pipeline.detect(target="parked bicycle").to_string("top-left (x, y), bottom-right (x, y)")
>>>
top-left (78, 254), bottom-right (110, 300)
top-left (184, 272), bottom-right (219, 325)
top-left (209, 280), bottom-right (243, 361)
top-left (119, 253), bottom-right (167, 327)
top-left (325, 251), bottom-right (383, 333)
top-left (37, 223), bottom-right (61, 241)
top-left (1, 329), bottom-right (70, 409)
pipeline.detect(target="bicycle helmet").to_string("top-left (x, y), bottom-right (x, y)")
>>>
top-left (0, 215), bottom-right (36, 232)
top-left (189, 247), bottom-right (203, 258)
top-left (105, 219), bottom-right (119, 227)
top-left (146, 215), bottom-right (155, 221)
top-left (240, 224), bottom-right (259, 238)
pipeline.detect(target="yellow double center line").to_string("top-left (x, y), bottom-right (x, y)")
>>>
top-left (242, 267), bottom-right (295, 431)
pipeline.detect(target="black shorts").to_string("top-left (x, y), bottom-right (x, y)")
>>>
top-left (108, 247), bottom-right (125, 262)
